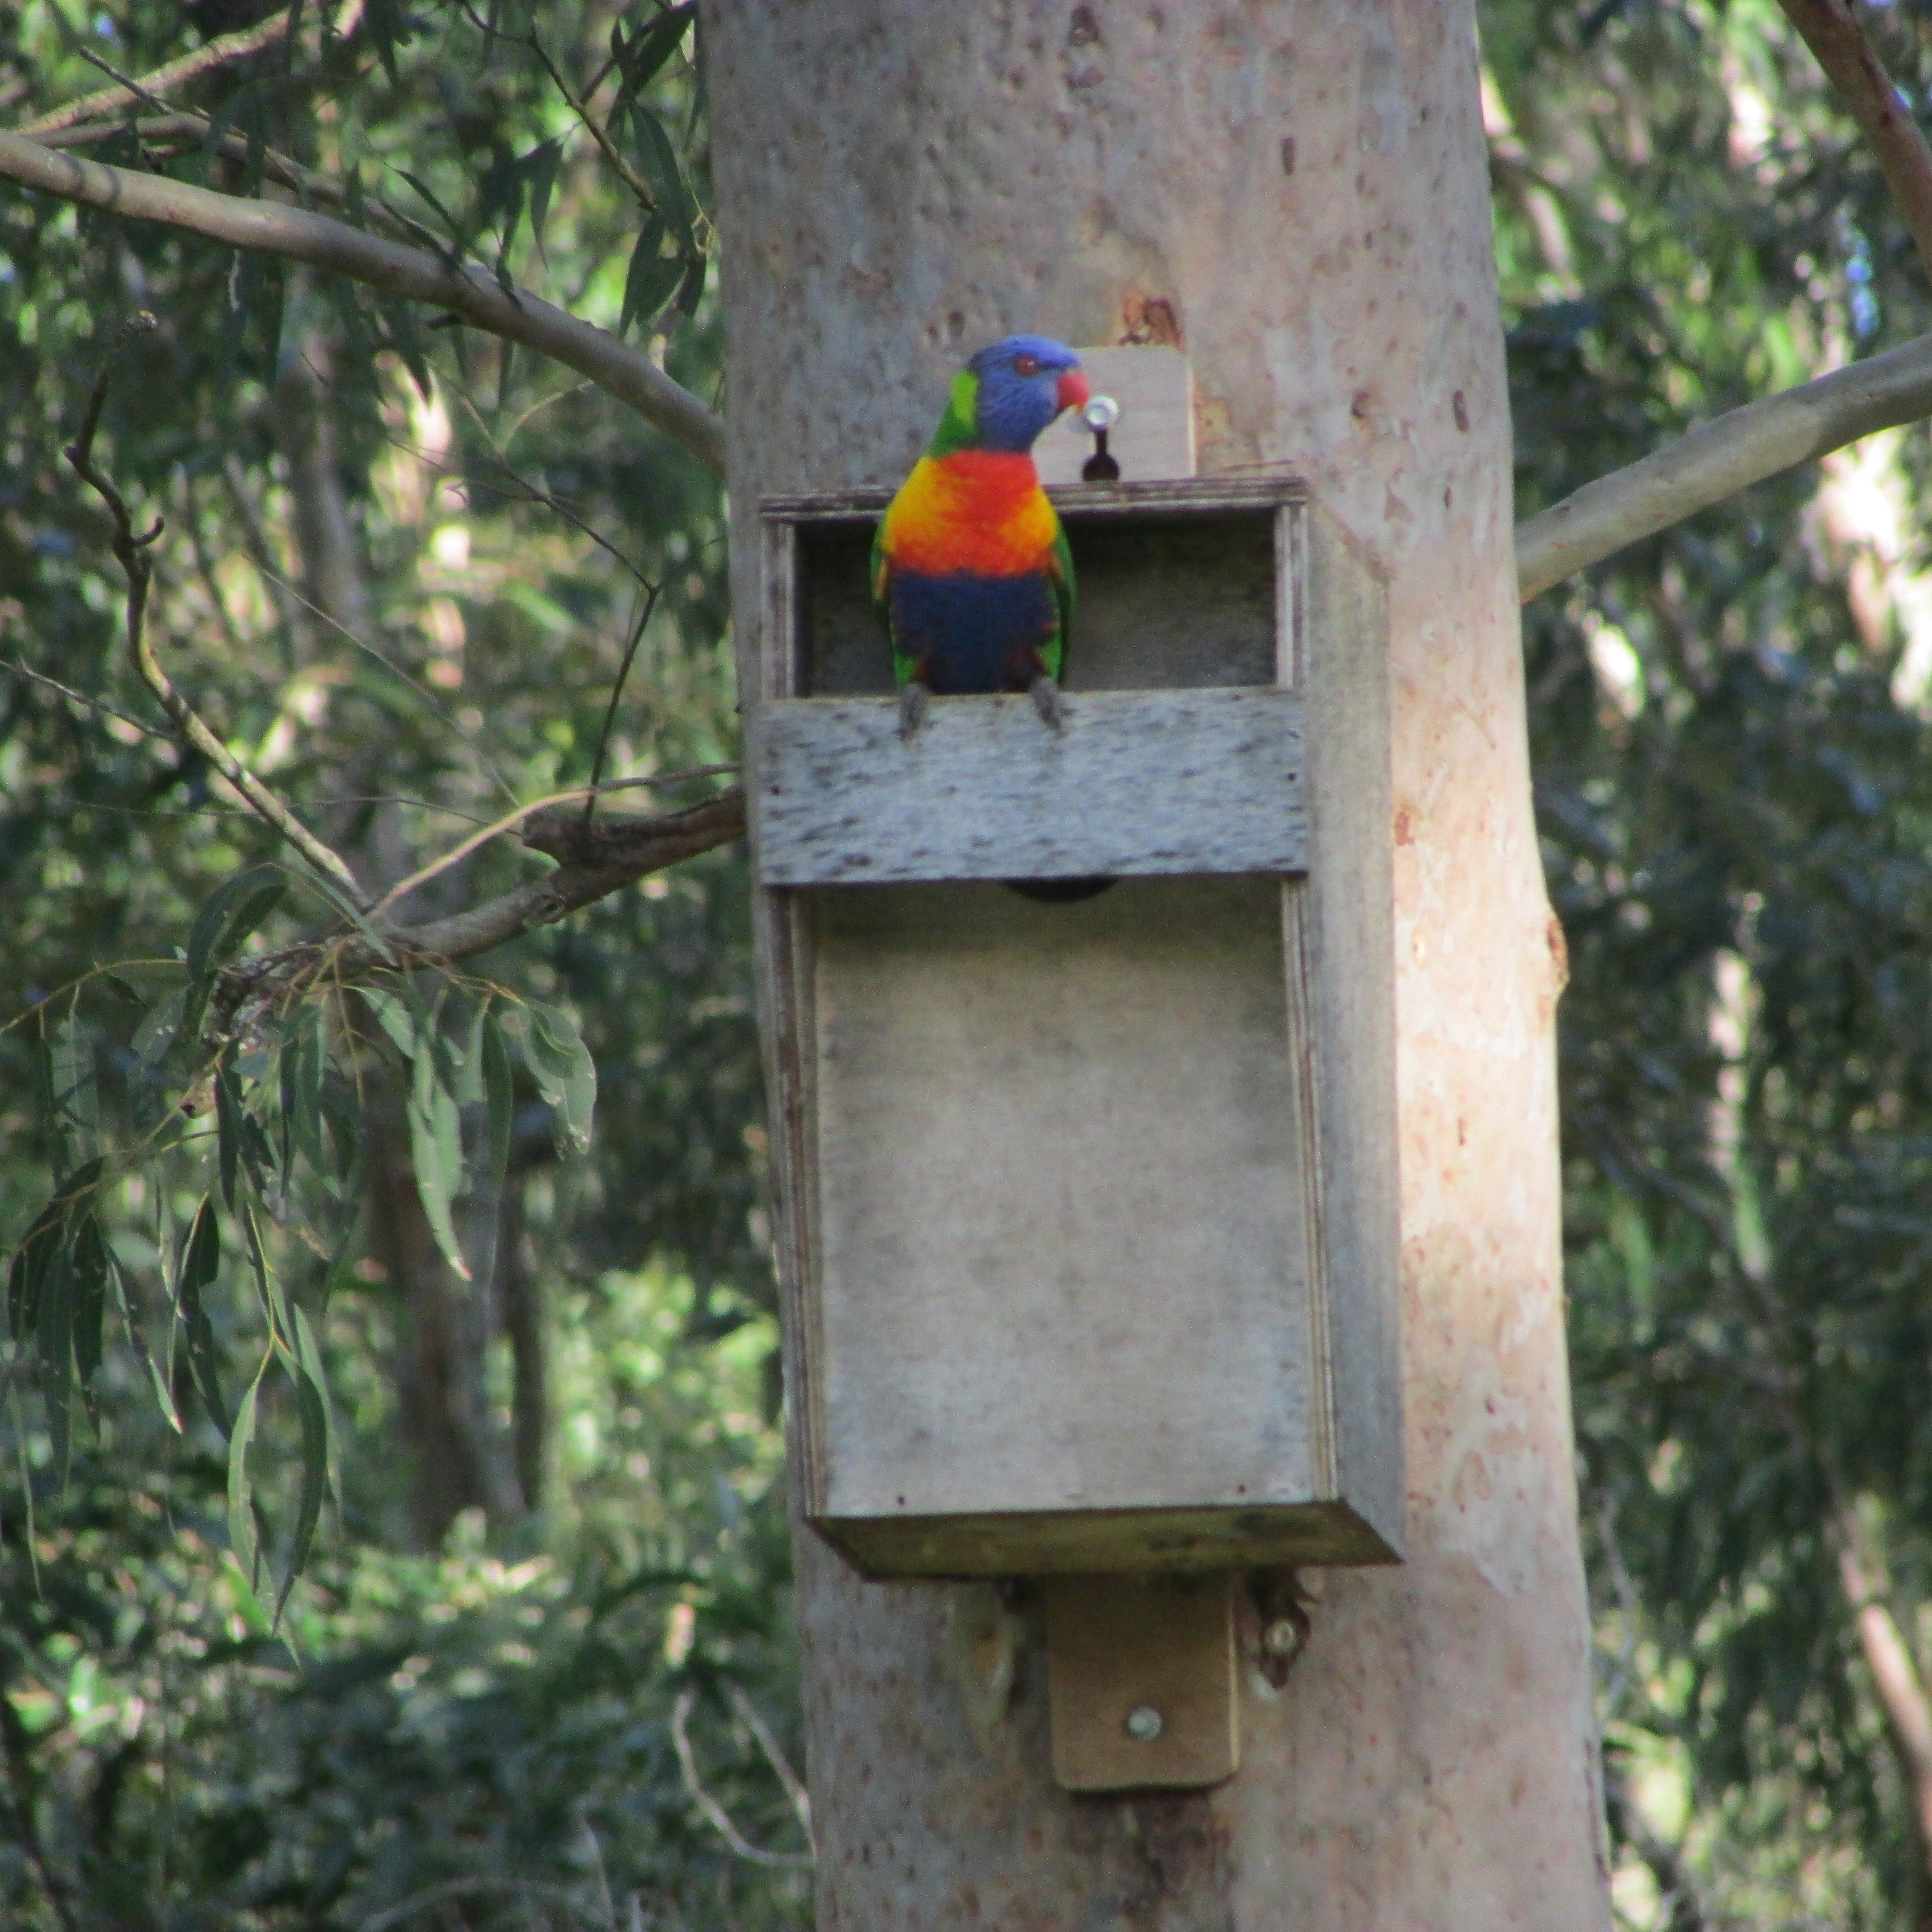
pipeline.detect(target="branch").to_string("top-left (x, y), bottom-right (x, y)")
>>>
top-left (15, 12), bottom-right (297, 138)
top-left (1775, 0), bottom-right (1932, 283)
top-left (670, 1688), bottom-right (815, 1871)
top-left (724, 1684), bottom-right (815, 1855)
top-left (34, 113), bottom-right (429, 248)
top-left (1834, 1504), bottom-right (1932, 1863)
top-left (366, 766), bottom-right (733, 921)
top-left (523, 25), bottom-right (661, 220)
top-left (64, 315), bottom-right (369, 905)
top-left (1516, 329), bottom-right (1932, 600)
top-left (214, 788), bottom-right (747, 1039)
top-left (0, 134), bottom-right (726, 475)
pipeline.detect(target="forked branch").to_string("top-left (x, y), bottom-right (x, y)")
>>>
top-left (64, 315), bottom-right (368, 905)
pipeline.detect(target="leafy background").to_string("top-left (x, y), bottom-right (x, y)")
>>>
top-left (4, 0), bottom-right (1932, 1926)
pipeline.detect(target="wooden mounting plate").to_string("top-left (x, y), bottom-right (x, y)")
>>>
top-left (1045, 1573), bottom-right (1238, 1792)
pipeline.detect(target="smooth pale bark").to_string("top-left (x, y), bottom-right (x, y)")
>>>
top-left (704, 3), bottom-right (1609, 1926)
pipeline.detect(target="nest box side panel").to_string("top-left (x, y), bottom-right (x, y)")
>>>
top-left (808, 876), bottom-right (1320, 1527)
top-left (1303, 503), bottom-right (1404, 1554)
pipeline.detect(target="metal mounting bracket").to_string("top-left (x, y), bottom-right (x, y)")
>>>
top-left (1044, 1572), bottom-right (1239, 1792)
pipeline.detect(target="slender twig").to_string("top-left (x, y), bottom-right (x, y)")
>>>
top-left (724, 1684), bottom-right (814, 1853)
top-left (15, 11), bottom-right (297, 136)
top-left (63, 315), bottom-right (369, 905)
top-left (670, 1689), bottom-right (815, 1871)
top-left (522, 21), bottom-right (661, 219)
top-left (0, 133), bottom-right (726, 473)
top-left (1775, 0), bottom-right (1932, 283)
top-left (365, 765), bottom-right (735, 921)
top-left (441, 429), bottom-right (671, 830)
top-left (1, 656), bottom-right (170, 740)
top-left (585, 585), bottom-right (663, 825)
top-left (245, 555), bottom-right (519, 807)
top-left (67, 45), bottom-right (180, 140)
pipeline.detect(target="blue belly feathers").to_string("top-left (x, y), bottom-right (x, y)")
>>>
top-left (888, 571), bottom-right (1057, 695)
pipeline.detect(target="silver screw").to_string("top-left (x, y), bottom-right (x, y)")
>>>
top-left (1081, 394), bottom-right (1121, 433)
top-left (1124, 1703), bottom-right (1163, 1742)
top-left (1262, 1617), bottom-right (1305, 1659)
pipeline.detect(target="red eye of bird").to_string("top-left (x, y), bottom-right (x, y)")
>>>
top-left (1014, 353), bottom-right (1040, 377)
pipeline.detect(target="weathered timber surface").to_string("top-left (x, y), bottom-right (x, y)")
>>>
top-left (822, 1499), bottom-right (1395, 1581)
top-left (754, 686), bottom-right (1306, 886)
top-left (806, 876), bottom-right (1328, 1527)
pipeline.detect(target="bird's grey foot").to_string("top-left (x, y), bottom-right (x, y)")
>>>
top-left (1030, 674), bottom-right (1065, 732)
top-left (898, 681), bottom-right (930, 737)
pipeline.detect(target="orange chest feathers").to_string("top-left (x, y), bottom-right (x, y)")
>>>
top-left (880, 453), bottom-right (1060, 578)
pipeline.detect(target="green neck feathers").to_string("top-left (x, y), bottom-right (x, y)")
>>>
top-left (925, 370), bottom-right (981, 458)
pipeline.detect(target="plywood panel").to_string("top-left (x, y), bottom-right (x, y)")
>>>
top-left (1303, 504), bottom-right (1404, 1554)
top-left (754, 686), bottom-right (1306, 886)
top-left (823, 1500), bottom-right (1396, 1579)
top-left (809, 877), bottom-right (1320, 1524)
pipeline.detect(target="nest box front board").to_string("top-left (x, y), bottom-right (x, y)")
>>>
top-left (751, 479), bottom-right (1401, 1579)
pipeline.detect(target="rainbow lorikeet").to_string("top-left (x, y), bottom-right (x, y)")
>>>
top-left (873, 335), bottom-right (1090, 736)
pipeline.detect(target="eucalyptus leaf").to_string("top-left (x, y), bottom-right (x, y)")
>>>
top-left (45, 1006), bottom-right (99, 1176)
top-left (522, 1000), bottom-right (596, 1154)
top-left (178, 1197), bottom-right (231, 1440)
top-left (273, 1337), bottom-right (330, 1626)
top-left (410, 1035), bottom-right (472, 1281)
top-left (228, 1367), bottom-right (264, 1594)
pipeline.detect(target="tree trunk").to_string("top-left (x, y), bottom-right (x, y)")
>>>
top-left (705, 3), bottom-right (1609, 1923)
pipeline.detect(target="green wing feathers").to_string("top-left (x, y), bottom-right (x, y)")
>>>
top-left (1044, 519), bottom-right (1075, 683)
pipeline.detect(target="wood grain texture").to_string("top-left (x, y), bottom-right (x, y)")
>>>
top-left (823, 1499), bottom-right (1395, 1580)
top-left (806, 877), bottom-right (1323, 1519)
top-left (754, 688), bottom-right (1306, 886)
top-left (1300, 505), bottom-right (1405, 1553)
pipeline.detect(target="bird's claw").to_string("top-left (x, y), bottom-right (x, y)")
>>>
top-left (1030, 675), bottom-right (1065, 733)
top-left (898, 681), bottom-right (930, 738)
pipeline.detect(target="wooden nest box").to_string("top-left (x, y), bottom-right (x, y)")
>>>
top-left (751, 477), bottom-right (1402, 1587)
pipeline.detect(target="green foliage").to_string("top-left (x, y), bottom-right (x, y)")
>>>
top-left (0, 3), bottom-right (788, 1925)
top-left (1493, 0), bottom-right (1932, 1921)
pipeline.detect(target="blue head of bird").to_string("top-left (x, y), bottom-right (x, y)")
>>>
top-left (966, 335), bottom-right (1090, 452)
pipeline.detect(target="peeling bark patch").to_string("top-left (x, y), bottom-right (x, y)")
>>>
top-left (1119, 292), bottom-right (1181, 345)
top-left (1546, 912), bottom-right (1570, 992)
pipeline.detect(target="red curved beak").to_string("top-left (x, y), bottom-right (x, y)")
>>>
top-left (1056, 368), bottom-right (1091, 414)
